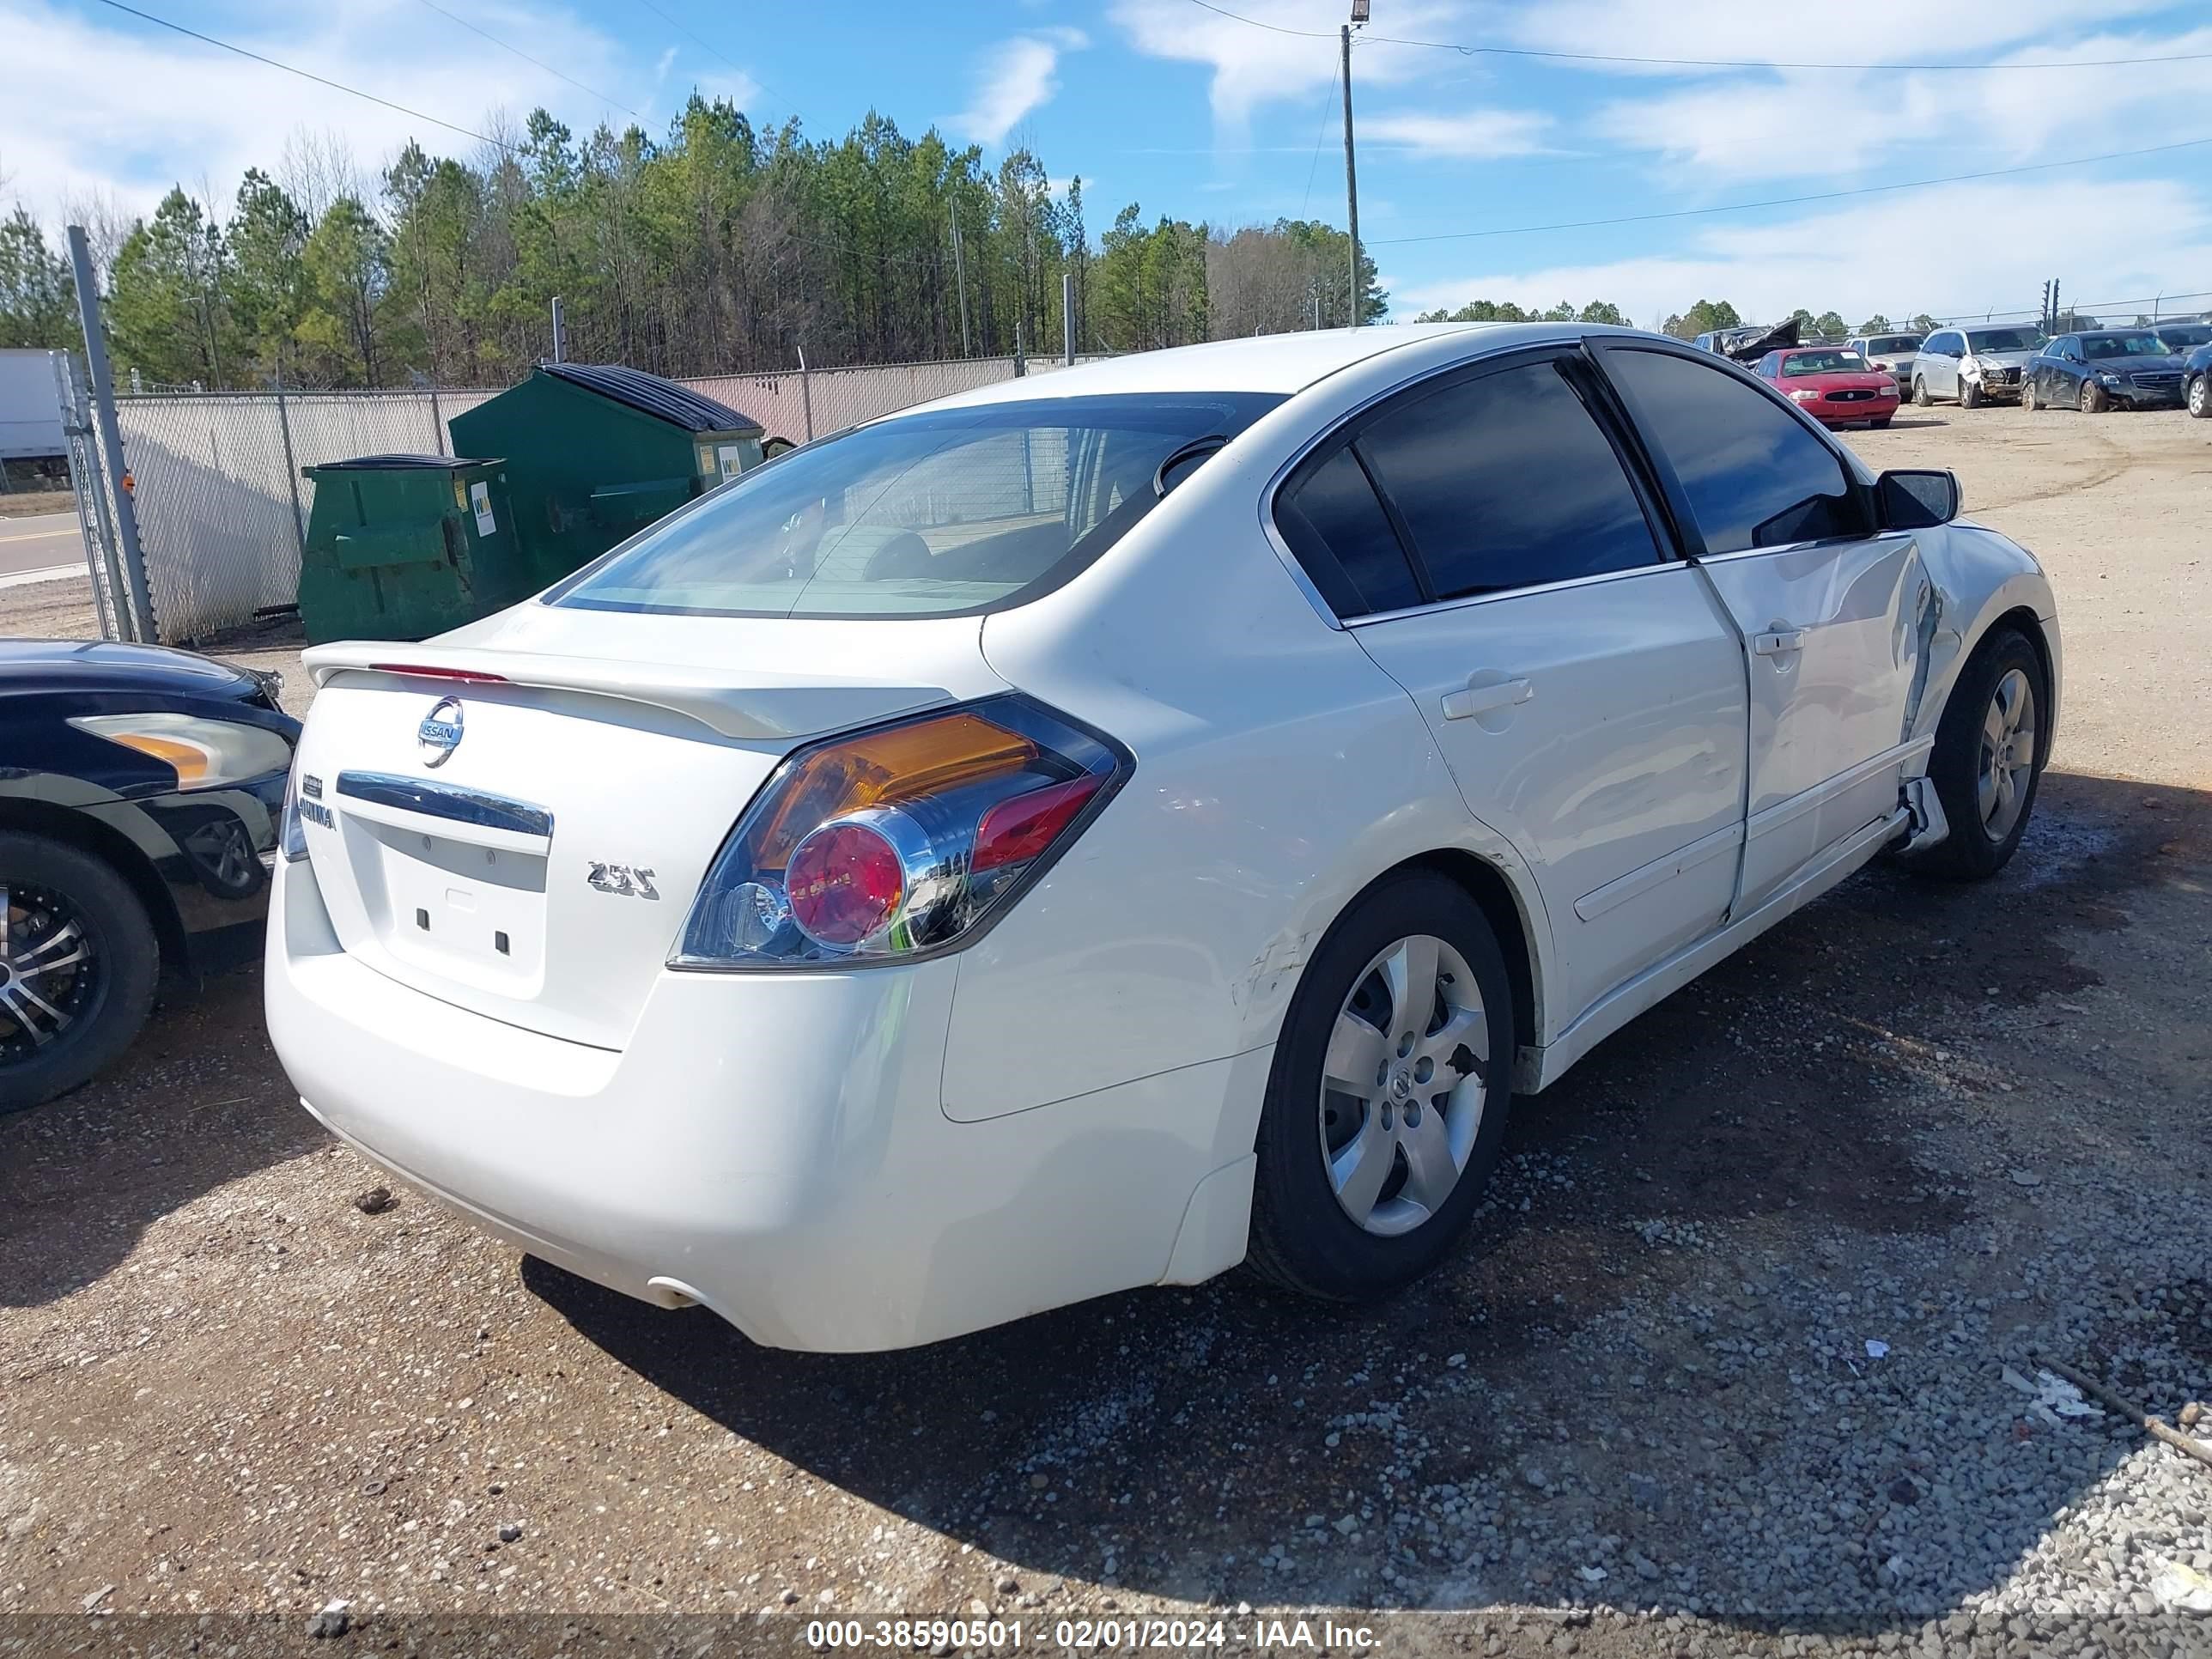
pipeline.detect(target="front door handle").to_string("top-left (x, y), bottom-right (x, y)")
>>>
top-left (1752, 628), bottom-right (1807, 657)
top-left (1440, 674), bottom-right (1534, 720)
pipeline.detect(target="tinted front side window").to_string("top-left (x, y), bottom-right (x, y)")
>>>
top-left (1274, 447), bottom-right (1424, 618)
top-left (1603, 348), bottom-right (1865, 555)
top-left (1353, 359), bottom-right (1662, 599)
top-left (553, 392), bottom-right (1282, 618)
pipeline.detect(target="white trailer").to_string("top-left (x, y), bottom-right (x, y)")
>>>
top-left (1, 348), bottom-right (67, 462)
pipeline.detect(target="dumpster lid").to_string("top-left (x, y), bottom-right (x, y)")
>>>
top-left (308, 453), bottom-right (501, 471)
top-left (539, 362), bottom-right (763, 436)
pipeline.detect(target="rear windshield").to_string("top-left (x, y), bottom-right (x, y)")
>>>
top-left (1966, 327), bottom-right (2042, 352)
top-left (2081, 332), bottom-right (2166, 360)
top-left (1865, 336), bottom-right (1921, 355)
top-left (550, 392), bottom-right (1284, 619)
top-left (1781, 350), bottom-right (1868, 374)
top-left (2154, 323), bottom-right (2211, 349)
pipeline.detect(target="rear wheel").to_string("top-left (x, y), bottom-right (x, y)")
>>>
top-left (0, 833), bottom-right (161, 1115)
top-left (2189, 373), bottom-right (2209, 419)
top-left (1904, 629), bottom-right (2047, 882)
top-left (2080, 377), bottom-right (2108, 413)
top-left (1247, 873), bottom-right (1514, 1303)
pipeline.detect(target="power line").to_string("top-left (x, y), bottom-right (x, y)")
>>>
top-left (1297, 52), bottom-right (1340, 218)
top-left (629, 0), bottom-right (802, 130)
top-left (1370, 134), bottom-right (2212, 246)
top-left (411, 0), bottom-right (642, 122)
top-left (1182, 0), bottom-right (2212, 73)
top-left (92, 0), bottom-right (520, 152)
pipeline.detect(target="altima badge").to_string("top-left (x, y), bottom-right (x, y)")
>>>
top-left (417, 696), bottom-right (465, 766)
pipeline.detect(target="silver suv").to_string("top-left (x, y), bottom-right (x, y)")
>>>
top-left (1847, 331), bottom-right (1923, 393)
top-left (1911, 325), bottom-right (2045, 408)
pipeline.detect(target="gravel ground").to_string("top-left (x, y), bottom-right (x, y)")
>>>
top-left (3, 404), bottom-right (2209, 1657)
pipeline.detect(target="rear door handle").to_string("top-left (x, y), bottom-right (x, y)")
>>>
top-left (1752, 629), bottom-right (1807, 657)
top-left (1440, 675), bottom-right (1534, 720)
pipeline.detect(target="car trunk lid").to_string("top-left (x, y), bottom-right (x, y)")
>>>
top-left (293, 609), bottom-right (1005, 1048)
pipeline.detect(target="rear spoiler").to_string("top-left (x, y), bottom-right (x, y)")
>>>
top-left (302, 641), bottom-right (953, 742)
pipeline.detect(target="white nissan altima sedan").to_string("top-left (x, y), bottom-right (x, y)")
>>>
top-left (266, 324), bottom-right (2059, 1352)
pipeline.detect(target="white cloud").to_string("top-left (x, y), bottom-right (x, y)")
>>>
top-left (1585, 26), bottom-right (2212, 183)
top-left (1109, 0), bottom-right (1472, 136)
top-left (1500, 0), bottom-right (2179, 71)
top-left (1362, 108), bottom-right (1552, 159)
top-left (953, 29), bottom-right (1090, 145)
top-left (0, 0), bottom-right (696, 228)
top-left (1389, 177), bottom-right (2212, 328)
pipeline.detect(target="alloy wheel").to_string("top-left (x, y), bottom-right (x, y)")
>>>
top-left (1318, 933), bottom-right (1490, 1237)
top-left (1977, 668), bottom-right (2038, 841)
top-left (0, 882), bottom-right (103, 1065)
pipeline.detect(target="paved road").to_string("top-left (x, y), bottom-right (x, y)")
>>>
top-left (0, 510), bottom-right (88, 585)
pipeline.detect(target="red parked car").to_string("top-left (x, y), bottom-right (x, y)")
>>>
top-left (1755, 347), bottom-right (1900, 428)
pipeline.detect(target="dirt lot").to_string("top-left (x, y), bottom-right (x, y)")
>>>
top-left (3, 405), bottom-right (2209, 1657)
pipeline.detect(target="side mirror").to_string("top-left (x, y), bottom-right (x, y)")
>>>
top-left (1877, 469), bottom-right (1959, 530)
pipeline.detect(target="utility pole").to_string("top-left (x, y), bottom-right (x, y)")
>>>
top-left (1340, 15), bottom-right (1363, 328)
top-left (1062, 270), bottom-right (1076, 364)
top-left (951, 198), bottom-right (973, 358)
top-left (66, 226), bottom-right (155, 642)
top-left (550, 296), bottom-right (567, 362)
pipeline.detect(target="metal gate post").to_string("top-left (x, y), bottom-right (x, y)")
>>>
top-left (50, 350), bottom-right (123, 639)
top-left (274, 364), bottom-right (309, 569)
top-left (67, 226), bottom-right (158, 641)
top-left (798, 342), bottom-right (815, 443)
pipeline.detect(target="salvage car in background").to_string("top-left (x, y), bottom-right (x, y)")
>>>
top-left (1754, 345), bottom-right (1899, 428)
top-left (1846, 331), bottom-right (1923, 394)
top-left (2181, 342), bottom-right (2212, 419)
top-left (268, 325), bottom-right (2059, 1352)
top-left (2, 641), bottom-right (298, 1113)
top-left (2023, 331), bottom-right (2189, 412)
top-left (2151, 321), bottom-right (2212, 357)
top-left (1911, 325), bottom-right (2043, 407)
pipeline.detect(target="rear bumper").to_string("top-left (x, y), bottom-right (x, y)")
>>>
top-left (264, 854), bottom-right (1260, 1351)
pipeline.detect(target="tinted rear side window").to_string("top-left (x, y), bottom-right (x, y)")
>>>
top-left (1602, 348), bottom-right (1865, 554)
top-left (1275, 447), bottom-right (1424, 617)
top-left (1355, 359), bottom-right (1662, 598)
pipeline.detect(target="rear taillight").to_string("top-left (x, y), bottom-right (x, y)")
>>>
top-left (279, 763), bottom-right (309, 861)
top-left (672, 696), bottom-right (1130, 969)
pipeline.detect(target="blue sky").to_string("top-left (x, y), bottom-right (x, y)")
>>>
top-left (6, 0), bottom-right (2210, 330)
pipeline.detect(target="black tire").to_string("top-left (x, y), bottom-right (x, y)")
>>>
top-left (2021, 378), bottom-right (2038, 412)
top-left (2080, 377), bottom-right (2107, 414)
top-left (1912, 377), bottom-right (1932, 407)
top-left (2188, 373), bottom-right (2209, 420)
top-left (1869, 416), bottom-right (1893, 429)
top-left (1246, 872), bottom-right (1515, 1303)
top-left (1960, 377), bottom-right (1983, 410)
top-left (1903, 628), bottom-right (2049, 882)
top-left (0, 832), bottom-right (161, 1115)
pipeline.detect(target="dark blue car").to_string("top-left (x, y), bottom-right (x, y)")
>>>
top-left (2183, 340), bottom-right (2212, 420)
top-left (2, 640), bottom-right (299, 1114)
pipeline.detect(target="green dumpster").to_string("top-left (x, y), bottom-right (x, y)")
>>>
top-left (297, 454), bottom-right (527, 644)
top-left (447, 363), bottom-right (765, 587)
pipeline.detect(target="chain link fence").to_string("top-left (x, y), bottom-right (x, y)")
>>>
top-left (67, 353), bottom-right (1112, 644)
top-left (690, 353), bottom-right (1110, 448)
